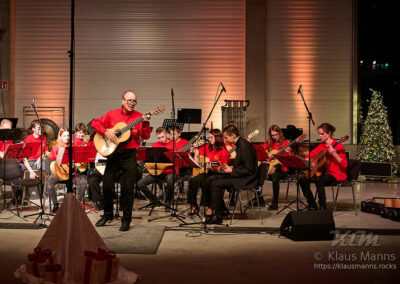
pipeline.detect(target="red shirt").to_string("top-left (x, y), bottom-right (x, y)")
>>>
top-left (48, 144), bottom-right (61, 161)
top-left (23, 134), bottom-right (48, 160)
top-left (73, 136), bottom-right (93, 147)
top-left (263, 140), bottom-right (290, 172)
top-left (151, 140), bottom-right (173, 175)
top-left (307, 139), bottom-right (347, 182)
top-left (199, 143), bottom-right (230, 170)
top-left (91, 107), bottom-right (151, 151)
top-left (0, 141), bottom-right (13, 156)
top-left (163, 138), bottom-right (189, 175)
top-left (166, 138), bottom-right (189, 151)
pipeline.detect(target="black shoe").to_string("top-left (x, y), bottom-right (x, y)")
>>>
top-left (95, 215), bottom-right (113, 227)
top-left (188, 205), bottom-right (199, 217)
top-left (305, 203), bottom-right (318, 211)
top-left (51, 203), bottom-right (59, 213)
top-left (205, 214), bottom-right (223, 225)
top-left (119, 221), bottom-right (131, 231)
top-left (268, 202), bottom-right (278, 211)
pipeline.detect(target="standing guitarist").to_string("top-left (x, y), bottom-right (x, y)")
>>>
top-left (299, 123), bottom-right (347, 210)
top-left (91, 90), bottom-right (151, 232)
top-left (263, 125), bottom-right (291, 210)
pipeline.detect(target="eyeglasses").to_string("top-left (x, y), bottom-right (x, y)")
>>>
top-left (124, 99), bottom-right (137, 104)
top-left (271, 133), bottom-right (279, 137)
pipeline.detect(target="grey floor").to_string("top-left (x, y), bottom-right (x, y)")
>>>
top-left (1, 178), bottom-right (400, 283)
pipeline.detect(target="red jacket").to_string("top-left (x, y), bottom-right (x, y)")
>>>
top-left (22, 134), bottom-right (48, 160)
top-left (199, 143), bottom-right (230, 170)
top-left (91, 107), bottom-right (151, 151)
top-left (307, 139), bottom-right (347, 182)
top-left (263, 140), bottom-right (290, 171)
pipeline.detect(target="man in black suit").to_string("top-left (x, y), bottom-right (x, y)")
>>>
top-left (207, 125), bottom-right (258, 224)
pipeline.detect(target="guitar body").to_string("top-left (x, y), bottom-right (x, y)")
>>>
top-left (94, 122), bottom-right (131, 156)
top-left (226, 145), bottom-right (237, 159)
top-left (76, 163), bottom-right (88, 172)
top-left (192, 155), bottom-right (215, 177)
top-left (266, 149), bottom-right (281, 175)
top-left (145, 163), bottom-right (173, 176)
top-left (50, 161), bottom-right (69, 180)
top-left (306, 151), bottom-right (331, 179)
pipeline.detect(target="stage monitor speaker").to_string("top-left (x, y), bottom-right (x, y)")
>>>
top-left (280, 211), bottom-right (335, 241)
top-left (360, 162), bottom-right (392, 177)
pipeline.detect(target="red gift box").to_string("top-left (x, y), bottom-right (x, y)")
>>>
top-left (83, 248), bottom-right (119, 284)
top-left (26, 247), bottom-right (54, 278)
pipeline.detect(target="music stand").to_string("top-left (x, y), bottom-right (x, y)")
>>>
top-left (147, 151), bottom-right (199, 224)
top-left (177, 108), bottom-right (202, 132)
top-left (162, 119), bottom-right (184, 132)
top-left (138, 147), bottom-right (174, 215)
top-left (274, 154), bottom-right (308, 214)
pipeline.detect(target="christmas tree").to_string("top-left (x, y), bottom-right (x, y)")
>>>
top-left (358, 89), bottom-right (397, 174)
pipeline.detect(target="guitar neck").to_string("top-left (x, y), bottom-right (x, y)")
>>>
top-left (120, 117), bottom-right (145, 135)
top-left (180, 135), bottom-right (198, 152)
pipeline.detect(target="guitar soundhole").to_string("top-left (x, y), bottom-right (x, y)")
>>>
top-left (115, 130), bottom-right (121, 137)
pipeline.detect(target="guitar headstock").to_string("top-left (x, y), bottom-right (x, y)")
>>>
top-left (338, 135), bottom-right (349, 143)
top-left (149, 105), bottom-right (165, 116)
top-left (294, 134), bottom-right (307, 143)
top-left (192, 139), bottom-right (205, 148)
top-left (247, 129), bottom-right (260, 140)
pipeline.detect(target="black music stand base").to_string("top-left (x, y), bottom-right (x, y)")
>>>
top-left (277, 180), bottom-right (306, 215)
top-left (23, 185), bottom-right (54, 223)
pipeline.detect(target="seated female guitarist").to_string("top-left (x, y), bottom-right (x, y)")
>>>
top-left (299, 123), bottom-right (347, 210)
top-left (187, 129), bottom-right (230, 216)
top-left (47, 128), bottom-right (88, 212)
top-left (263, 125), bottom-right (291, 211)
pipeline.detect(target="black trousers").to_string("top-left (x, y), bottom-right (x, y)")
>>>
top-left (103, 149), bottom-right (137, 222)
top-left (298, 173), bottom-right (337, 206)
top-left (88, 169), bottom-right (103, 203)
top-left (187, 172), bottom-right (227, 207)
top-left (209, 175), bottom-right (237, 213)
top-left (270, 169), bottom-right (288, 203)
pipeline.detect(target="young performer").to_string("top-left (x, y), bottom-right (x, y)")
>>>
top-left (263, 125), bottom-right (290, 210)
top-left (0, 119), bottom-right (13, 159)
top-left (299, 123), bottom-right (347, 210)
top-left (47, 128), bottom-right (88, 212)
top-left (136, 127), bottom-right (172, 203)
top-left (91, 90), bottom-right (151, 231)
top-left (187, 129), bottom-right (230, 216)
top-left (207, 125), bottom-right (258, 224)
top-left (72, 122), bottom-right (91, 146)
top-left (20, 120), bottom-right (48, 179)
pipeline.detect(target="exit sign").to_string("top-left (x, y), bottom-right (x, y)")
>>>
top-left (0, 81), bottom-right (8, 89)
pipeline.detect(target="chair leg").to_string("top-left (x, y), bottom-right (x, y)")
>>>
top-left (254, 190), bottom-right (263, 224)
top-left (351, 184), bottom-right (357, 215)
top-left (248, 191), bottom-right (256, 220)
top-left (230, 190), bottom-right (238, 225)
top-left (334, 185), bottom-right (341, 211)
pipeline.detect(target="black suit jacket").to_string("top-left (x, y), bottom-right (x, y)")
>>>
top-left (230, 137), bottom-right (258, 190)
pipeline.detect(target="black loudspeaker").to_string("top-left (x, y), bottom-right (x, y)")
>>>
top-left (360, 162), bottom-right (392, 177)
top-left (280, 211), bottom-right (335, 241)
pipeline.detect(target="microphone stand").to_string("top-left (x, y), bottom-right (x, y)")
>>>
top-left (24, 101), bottom-right (54, 223)
top-left (180, 83), bottom-right (226, 231)
top-left (298, 85), bottom-right (315, 206)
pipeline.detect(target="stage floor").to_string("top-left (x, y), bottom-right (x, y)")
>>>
top-left (1, 179), bottom-right (399, 283)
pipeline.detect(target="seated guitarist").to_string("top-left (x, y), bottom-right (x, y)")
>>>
top-left (0, 119), bottom-right (13, 159)
top-left (187, 129), bottom-right (230, 216)
top-left (137, 127), bottom-right (172, 202)
top-left (263, 125), bottom-right (291, 211)
top-left (91, 90), bottom-right (151, 232)
top-left (299, 123), bottom-right (347, 210)
top-left (47, 128), bottom-right (88, 212)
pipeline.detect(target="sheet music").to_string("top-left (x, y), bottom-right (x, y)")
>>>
top-left (188, 154), bottom-right (201, 168)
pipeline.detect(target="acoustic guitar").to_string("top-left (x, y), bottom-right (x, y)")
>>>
top-left (266, 134), bottom-right (306, 175)
top-left (306, 135), bottom-right (349, 179)
top-left (192, 155), bottom-right (220, 177)
top-left (50, 161), bottom-right (69, 181)
top-left (94, 105), bottom-right (165, 156)
top-left (145, 138), bottom-right (204, 176)
top-left (226, 129), bottom-right (260, 159)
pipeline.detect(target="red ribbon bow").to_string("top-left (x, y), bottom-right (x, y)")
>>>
top-left (27, 246), bottom-right (53, 277)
